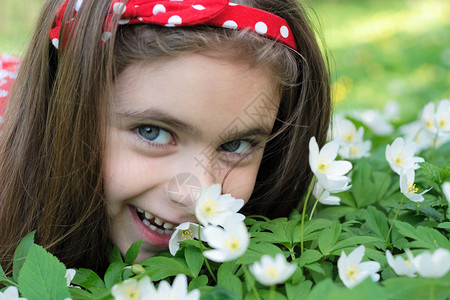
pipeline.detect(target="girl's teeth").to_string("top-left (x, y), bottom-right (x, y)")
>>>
top-left (154, 217), bottom-right (163, 226)
top-left (143, 219), bottom-right (151, 227)
top-left (137, 207), bottom-right (144, 213)
top-left (145, 211), bottom-right (153, 219)
top-left (155, 228), bottom-right (165, 235)
top-left (163, 223), bottom-right (174, 229)
top-left (149, 224), bottom-right (157, 231)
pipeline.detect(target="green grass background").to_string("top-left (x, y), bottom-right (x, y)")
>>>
top-left (1, 0), bottom-right (449, 120)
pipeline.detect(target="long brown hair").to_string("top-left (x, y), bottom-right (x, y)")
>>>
top-left (0, 0), bottom-right (330, 273)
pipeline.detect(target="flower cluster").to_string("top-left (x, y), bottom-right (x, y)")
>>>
top-left (332, 117), bottom-right (372, 159)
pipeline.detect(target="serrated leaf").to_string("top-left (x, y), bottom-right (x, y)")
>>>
top-left (13, 231), bottom-right (35, 281)
top-left (108, 246), bottom-right (123, 263)
top-left (185, 246), bottom-right (204, 277)
top-left (419, 162), bottom-right (442, 185)
top-left (296, 250), bottom-right (322, 267)
top-left (189, 275), bottom-right (208, 291)
top-left (71, 268), bottom-right (105, 290)
top-left (286, 280), bottom-right (312, 300)
top-left (293, 219), bottom-right (333, 243)
top-left (141, 257), bottom-right (193, 281)
top-left (440, 163), bottom-right (450, 181)
top-left (124, 240), bottom-right (143, 264)
top-left (331, 236), bottom-right (383, 252)
top-left (318, 221), bottom-right (342, 255)
top-left (217, 268), bottom-right (242, 299)
top-left (104, 262), bottom-right (126, 289)
top-left (365, 206), bottom-right (389, 239)
top-left (18, 244), bottom-right (70, 300)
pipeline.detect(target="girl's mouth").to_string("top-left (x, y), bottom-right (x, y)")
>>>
top-left (129, 205), bottom-right (176, 247)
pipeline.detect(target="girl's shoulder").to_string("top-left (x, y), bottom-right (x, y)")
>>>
top-left (0, 54), bottom-right (21, 117)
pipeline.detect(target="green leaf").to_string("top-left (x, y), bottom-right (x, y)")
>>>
top-left (307, 278), bottom-right (386, 300)
top-left (318, 221), bottom-right (342, 255)
top-left (217, 268), bottom-right (242, 299)
top-left (71, 268), bottom-right (105, 290)
top-left (108, 246), bottom-right (123, 263)
top-left (17, 244), bottom-right (71, 300)
top-left (293, 219), bottom-right (333, 243)
top-left (440, 163), bottom-right (450, 181)
top-left (141, 257), bottom-right (193, 281)
top-left (419, 162), bottom-right (442, 185)
top-left (296, 250), bottom-right (323, 267)
top-left (395, 220), bottom-right (450, 250)
top-left (286, 280), bottom-right (312, 300)
top-left (184, 246), bottom-right (204, 277)
top-left (103, 262), bottom-right (126, 289)
top-left (384, 275), bottom-right (450, 300)
top-left (351, 158), bottom-right (379, 207)
top-left (13, 231), bottom-right (35, 281)
top-left (69, 286), bottom-right (99, 300)
top-left (201, 286), bottom-right (240, 300)
top-left (189, 275), bottom-right (208, 291)
top-left (437, 222), bottom-right (450, 230)
top-left (331, 236), bottom-right (383, 253)
top-left (124, 240), bottom-right (143, 264)
top-left (364, 206), bottom-right (389, 239)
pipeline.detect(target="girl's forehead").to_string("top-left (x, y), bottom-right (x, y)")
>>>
top-left (112, 53), bottom-right (280, 138)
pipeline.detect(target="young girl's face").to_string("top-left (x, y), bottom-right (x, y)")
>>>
top-left (104, 52), bottom-right (280, 260)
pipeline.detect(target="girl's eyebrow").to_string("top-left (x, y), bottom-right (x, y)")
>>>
top-left (115, 107), bottom-right (272, 140)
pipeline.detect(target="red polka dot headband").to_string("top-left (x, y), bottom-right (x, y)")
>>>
top-left (50, 0), bottom-right (297, 51)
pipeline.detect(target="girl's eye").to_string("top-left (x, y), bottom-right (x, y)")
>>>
top-left (137, 125), bottom-right (172, 144)
top-left (219, 140), bottom-right (252, 153)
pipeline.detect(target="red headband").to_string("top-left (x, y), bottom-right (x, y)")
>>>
top-left (50, 0), bottom-right (297, 50)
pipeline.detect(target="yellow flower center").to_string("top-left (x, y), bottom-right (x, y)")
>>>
top-left (201, 199), bottom-right (219, 217)
top-left (180, 229), bottom-right (194, 241)
top-left (343, 131), bottom-right (354, 142)
top-left (225, 236), bottom-right (240, 252)
top-left (350, 146), bottom-right (359, 156)
top-left (426, 118), bottom-right (434, 130)
top-left (407, 183), bottom-right (419, 194)
top-left (437, 117), bottom-right (447, 129)
top-left (317, 159), bottom-right (329, 173)
top-left (405, 260), bottom-right (411, 265)
top-left (125, 287), bottom-right (140, 300)
top-left (347, 265), bottom-right (360, 279)
top-left (394, 153), bottom-right (405, 166)
top-left (265, 266), bottom-right (279, 279)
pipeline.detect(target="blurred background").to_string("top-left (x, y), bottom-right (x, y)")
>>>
top-left (1, 0), bottom-right (449, 121)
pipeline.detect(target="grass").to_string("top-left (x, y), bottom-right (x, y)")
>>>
top-left (1, 0), bottom-right (449, 118)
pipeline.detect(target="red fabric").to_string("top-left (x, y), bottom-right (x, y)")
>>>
top-left (50, 0), bottom-right (297, 50)
top-left (0, 54), bottom-right (21, 117)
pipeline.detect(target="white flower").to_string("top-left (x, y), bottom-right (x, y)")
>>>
top-left (442, 182), bottom-right (450, 205)
top-left (111, 276), bottom-right (155, 300)
top-left (385, 137), bottom-right (424, 175)
top-left (0, 286), bottom-right (27, 300)
top-left (350, 109), bottom-right (394, 136)
top-left (313, 183), bottom-right (341, 205)
top-left (332, 118), bottom-right (364, 146)
top-left (202, 217), bottom-right (249, 262)
top-left (385, 249), bottom-right (416, 277)
top-left (195, 184), bottom-right (244, 226)
top-left (309, 137), bottom-right (352, 192)
top-left (383, 100), bottom-right (401, 122)
top-left (412, 248), bottom-right (450, 278)
top-left (339, 140), bottom-right (372, 159)
top-left (337, 245), bottom-right (380, 288)
top-left (65, 269), bottom-right (76, 286)
top-left (169, 222), bottom-right (201, 256)
top-left (422, 99), bottom-right (450, 134)
top-left (249, 254), bottom-right (297, 286)
top-left (153, 274), bottom-right (200, 300)
top-left (399, 121), bottom-right (434, 152)
top-left (399, 169), bottom-right (431, 202)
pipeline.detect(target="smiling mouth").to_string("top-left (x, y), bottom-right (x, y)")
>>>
top-left (134, 206), bottom-right (176, 236)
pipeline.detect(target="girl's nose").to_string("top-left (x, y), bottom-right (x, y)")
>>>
top-left (165, 150), bottom-right (220, 209)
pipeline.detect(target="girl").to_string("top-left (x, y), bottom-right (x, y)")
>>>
top-left (0, 0), bottom-right (330, 274)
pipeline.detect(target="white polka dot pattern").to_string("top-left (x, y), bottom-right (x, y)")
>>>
top-left (222, 20), bottom-right (238, 29)
top-left (0, 54), bottom-right (21, 117)
top-left (255, 22), bottom-right (268, 34)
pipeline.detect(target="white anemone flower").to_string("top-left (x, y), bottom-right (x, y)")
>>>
top-left (412, 248), bottom-right (450, 278)
top-left (339, 140), bottom-right (372, 159)
top-left (309, 137), bottom-right (352, 192)
top-left (442, 182), bottom-right (450, 205)
top-left (195, 184), bottom-right (244, 226)
top-left (350, 109), bottom-right (394, 136)
top-left (249, 254), bottom-right (297, 286)
top-left (337, 245), bottom-right (381, 289)
top-left (421, 102), bottom-right (437, 133)
top-left (385, 249), bottom-right (417, 277)
top-left (399, 169), bottom-right (431, 202)
top-left (65, 268), bottom-right (76, 286)
top-left (399, 121), bottom-right (434, 152)
top-left (111, 276), bottom-right (155, 300)
top-left (434, 99), bottom-right (450, 133)
top-left (385, 137), bottom-right (424, 175)
top-left (313, 183), bottom-right (342, 205)
top-left (202, 217), bottom-right (249, 262)
top-left (154, 274), bottom-right (200, 300)
top-left (0, 286), bottom-right (27, 300)
top-left (169, 222), bottom-right (201, 256)
top-left (332, 118), bottom-right (364, 146)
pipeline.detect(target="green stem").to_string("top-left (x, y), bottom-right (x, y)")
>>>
top-left (241, 259), bottom-right (262, 300)
top-left (300, 176), bottom-right (316, 254)
top-left (431, 131), bottom-right (439, 164)
top-left (374, 169), bottom-right (391, 204)
top-left (429, 279), bottom-right (435, 300)
top-left (309, 189), bottom-right (324, 221)
top-left (0, 277), bottom-right (18, 287)
top-left (385, 196), bottom-right (405, 244)
top-left (270, 285), bottom-right (276, 300)
top-left (198, 225), bottom-right (217, 283)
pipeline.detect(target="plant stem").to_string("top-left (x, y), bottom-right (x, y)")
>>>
top-left (374, 169), bottom-right (391, 204)
top-left (197, 226), bottom-right (217, 283)
top-left (0, 277), bottom-right (18, 287)
top-left (241, 258), bottom-right (262, 300)
top-left (385, 196), bottom-right (405, 244)
top-left (309, 188), bottom-right (324, 221)
top-left (300, 176), bottom-right (316, 254)
top-left (429, 279), bottom-right (435, 300)
top-left (270, 285), bottom-right (276, 300)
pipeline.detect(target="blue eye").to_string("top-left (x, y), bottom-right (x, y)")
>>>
top-left (219, 140), bottom-right (252, 153)
top-left (137, 125), bottom-right (172, 144)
